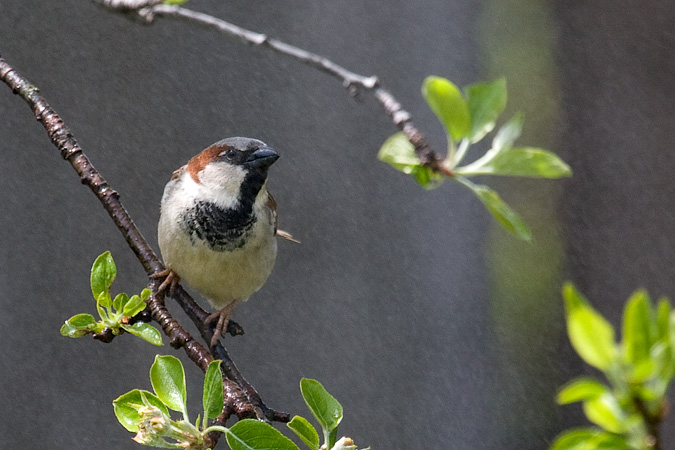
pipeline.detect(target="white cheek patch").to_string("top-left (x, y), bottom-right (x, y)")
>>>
top-left (197, 162), bottom-right (247, 207)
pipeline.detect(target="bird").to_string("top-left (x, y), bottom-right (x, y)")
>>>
top-left (157, 137), bottom-right (290, 347)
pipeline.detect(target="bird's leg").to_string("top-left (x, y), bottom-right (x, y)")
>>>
top-left (151, 268), bottom-right (180, 297)
top-left (205, 300), bottom-right (239, 347)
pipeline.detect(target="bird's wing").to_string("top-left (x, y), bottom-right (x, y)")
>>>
top-left (267, 191), bottom-right (299, 243)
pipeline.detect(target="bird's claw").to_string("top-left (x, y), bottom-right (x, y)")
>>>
top-left (152, 268), bottom-right (180, 297)
top-left (205, 301), bottom-right (239, 347)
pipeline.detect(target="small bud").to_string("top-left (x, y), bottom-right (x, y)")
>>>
top-left (331, 436), bottom-right (357, 450)
top-left (132, 405), bottom-right (173, 445)
top-left (138, 405), bottom-right (170, 432)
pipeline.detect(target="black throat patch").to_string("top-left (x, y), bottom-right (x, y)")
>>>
top-left (181, 200), bottom-right (254, 251)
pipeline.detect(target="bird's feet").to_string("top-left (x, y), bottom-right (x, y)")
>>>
top-left (152, 268), bottom-right (180, 297)
top-left (205, 301), bottom-right (239, 348)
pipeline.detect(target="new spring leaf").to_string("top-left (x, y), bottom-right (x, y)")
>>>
top-left (563, 283), bottom-right (617, 371)
top-left (422, 76), bottom-right (470, 142)
top-left (91, 250), bottom-right (116, 306)
top-left (150, 355), bottom-right (188, 417)
top-left (300, 378), bottom-right (343, 433)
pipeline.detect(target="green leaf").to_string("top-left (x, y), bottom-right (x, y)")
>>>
top-left (454, 113), bottom-right (572, 179)
top-left (113, 293), bottom-right (129, 313)
top-left (556, 377), bottom-right (608, 404)
top-left (422, 76), bottom-right (470, 142)
top-left (122, 294), bottom-right (146, 317)
top-left (162, 0), bottom-right (189, 5)
top-left (465, 78), bottom-right (507, 143)
top-left (622, 289), bottom-right (654, 365)
top-left (656, 298), bottom-right (671, 341)
top-left (410, 165), bottom-right (444, 189)
top-left (492, 113), bottom-right (523, 152)
top-left (549, 428), bottom-right (594, 450)
top-left (141, 288), bottom-right (152, 301)
top-left (91, 251), bottom-right (116, 304)
top-left (659, 314), bottom-right (675, 380)
top-left (287, 416), bottom-right (320, 450)
top-left (323, 427), bottom-right (337, 449)
top-left (202, 360), bottom-right (224, 420)
top-left (60, 313), bottom-right (99, 337)
top-left (632, 383), bottom-right (660, 404)
top-left (563, 283), bottom-right (617, 371)
top-left (226, 419), bottom-right (300, 450)
top-left (113, 389), bottom-right (169, 433)
top-left (327, 428), bottom-right (338, 450)
top-left (122, 322), bottom-right (163, 346)
top-left (466, 147), bottom-right (573, 178)
top-left (457, 177), bottom-right (531, 241)
top-left (649, 341), bottom-right (670, 373)
top-left (378, 132), bottom-right (444, 189)
top-left (150, 355), bottom-right (187, 415)
top-left (627, 359), bottom-right (657, 383)
top-left (378, 132), bottom-right (419, 168)
top-left (582, 394), bottom-right (627, 434)
top-left (457, 147), bottom-right (572, 178)
top-left (300, 378), bottom-right (343, 433)
top-left (549, 427), bottom-right (628, 450)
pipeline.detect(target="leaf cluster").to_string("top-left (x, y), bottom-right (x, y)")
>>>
top-left (552, 284), bottom-right (675, 450)
top-left (114, 356), bottom-right (367, 450)
top-left (378, 77), bottom-right (572, 241)
top-left (60, 251), bottom-right (162, 346)
top-left (114, 355), bottom-right (224, 449)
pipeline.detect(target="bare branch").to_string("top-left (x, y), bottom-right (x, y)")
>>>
top-left (95, 0), bottom-right (162, 10)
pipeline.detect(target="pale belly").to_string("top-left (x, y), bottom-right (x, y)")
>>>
top-left (159, 227), bottom-right (277, 310)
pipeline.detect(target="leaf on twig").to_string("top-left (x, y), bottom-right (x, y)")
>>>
top-left (300, 378), bottom-right (343, 433)
top-left (465, 78), bottom-right (507, 143)
top-left (456, 177), bottom-right (532, 241)
top-left (122, 322), bottom-right (163, 346)
top-left (226, 419), bottom-right (300, 450)
top-left (150, 355), bottom-right (188, 416)
top-left (378, 132), bottom-right (444, 189)
top-left (202, 360), bottom-right (224, 420)
top-left (422, 76), bottom-right (470, 142)
top-left (563, 283), bottom-right (618, 371)
top-left (91, 251), bottom-right (116, 307)
top-left (287, 416), bottom-right (320, 450)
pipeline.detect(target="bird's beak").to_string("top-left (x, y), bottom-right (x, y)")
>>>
top-left (245, 146), bottom-right (279, 169)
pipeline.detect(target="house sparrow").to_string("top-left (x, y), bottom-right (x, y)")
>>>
top-left (157, 137), bottom-right (285, 347)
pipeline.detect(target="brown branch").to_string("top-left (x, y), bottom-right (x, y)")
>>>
top-left (633, 396), bottom-right (664, 450)
top-left (0, 55), bottom-right (286, 431)
top-left (90, 0), bottom-right (450, 175)
top-left (169, 283), bottom-right (288, 422)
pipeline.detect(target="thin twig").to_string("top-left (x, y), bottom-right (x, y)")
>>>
top-left (0, 56), bottom-right (286, 428)
top-left (92, 0), bottom-right (451, 175)
top-left (95, 0), bottom-right (162, 10)
top-left (633, 396), bottom-right (663, 450)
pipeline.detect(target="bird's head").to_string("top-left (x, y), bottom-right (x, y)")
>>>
top-left (185, 137), bottom-right (279, 202)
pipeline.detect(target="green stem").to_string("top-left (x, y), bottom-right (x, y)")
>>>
top-left (324, 429), bottom-right (332, 449)
top-left (203, 425), bottom-right (229, 435)
top-left (452, 138), bottom-right (470, 167)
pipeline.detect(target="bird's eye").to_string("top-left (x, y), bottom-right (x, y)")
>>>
top-left (222, 148), bottom-right (236, 160)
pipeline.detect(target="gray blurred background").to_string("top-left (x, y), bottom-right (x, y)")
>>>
top-left (1, 1), bottom-right (674, 449)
